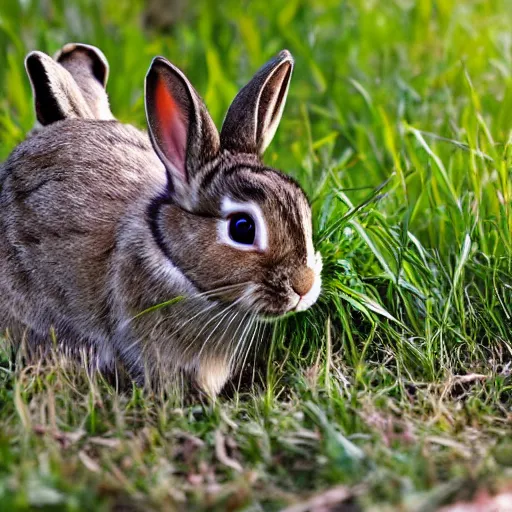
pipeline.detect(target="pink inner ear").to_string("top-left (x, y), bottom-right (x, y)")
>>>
top-left (155, 78), bottom-right (188, 181)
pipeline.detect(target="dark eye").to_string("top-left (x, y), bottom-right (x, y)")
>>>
top-left (229, 213), bottom-right (255, 245)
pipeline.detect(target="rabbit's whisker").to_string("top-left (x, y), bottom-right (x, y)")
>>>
top-left (181, 296), bottom-right (245, 358)
top-left (229, 314), bottom-right (257, 375)
top-left (226, 310), bottom-right (252, 373)
top-left (121, 282), bottom-right (250, 330)
top-left (237, 317), bottom-right (261, 391)
top-left (193, 281), bottom-right (252, 298)
top-left (170, 300), bottom-right (219, 333)
top-left (215, 309), bottom-right (241, 358)
top-left (196, 305), bottom-right (238, 360)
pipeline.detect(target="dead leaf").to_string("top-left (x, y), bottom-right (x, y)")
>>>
top-left (453, 374), bottom-right (487, 384)
top-left (88, 436), bottom-right (121, 448)
top-left (215, 430), bottom-right (243, 473)
top-left (426, 436), bottom-right (471, 458)
top-left (33, 426), bottom-right (84, 448)
top-left (281, 485), bottom-right (354, 512)
top-left (438, 489), bottom-right (512, 511)
top-left (79, 451), bottom-right (101, 473)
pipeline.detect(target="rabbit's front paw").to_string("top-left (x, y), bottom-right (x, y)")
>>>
top-left (195, 355), bottom-right (231, 398)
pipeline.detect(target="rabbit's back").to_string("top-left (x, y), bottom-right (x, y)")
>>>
top-left (0, 120), bottom-right (167, 343)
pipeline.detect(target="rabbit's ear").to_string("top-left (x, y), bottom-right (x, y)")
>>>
top-left (145, 56), bottom-right (220, 202)
top-left (25, 51), bottom-right (94, 126)
top-left (220, 50), bottom-right (293, 156)
top-left (54, 43), bottom-right (114, 120)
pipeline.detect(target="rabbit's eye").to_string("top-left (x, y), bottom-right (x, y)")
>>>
top-left (229, 213), bottom-right (255, 245)
top-left (219, 198), bottom-right (267, 252)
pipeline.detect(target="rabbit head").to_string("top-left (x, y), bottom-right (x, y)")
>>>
top-left (145, 50), bottom-right (322, 318)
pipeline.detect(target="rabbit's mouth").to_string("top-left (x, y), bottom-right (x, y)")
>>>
top-left (258, 252), bottom-right (323, 318)
top-left (232, 255), bottom-right (323, 319)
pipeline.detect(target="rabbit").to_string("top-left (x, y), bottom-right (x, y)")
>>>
top-left (0, 47), bottom-right (323, 396)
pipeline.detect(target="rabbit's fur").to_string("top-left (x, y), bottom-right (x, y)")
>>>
top-left (0, 45), bottom-right (322, 396)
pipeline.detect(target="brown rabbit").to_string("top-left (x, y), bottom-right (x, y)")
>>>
top-left (0, 47), bottom-right (322, 396)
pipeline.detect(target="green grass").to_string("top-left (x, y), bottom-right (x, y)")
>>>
top-left (1, 0), bottom-right (511, 510)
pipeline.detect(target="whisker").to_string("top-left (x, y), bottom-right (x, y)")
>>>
top-left (191, 281), bottom-right (252, 300)
top-left (230, 314), bottom-right (257, 375)
top-left (170, 299), bottom-right (219, 333)
top-left (195, 279), bottom-right (253, 294)
top-left (196, 304), bottom-right (238, 359)
top-left (237, 317), bottom-right (260, 392)
top-left (181, 296), bottom-right (246, 359)
top-left (251, 320), bottom-right (267, 387)
top-left (226, 310), bottom-right (252, 372)
top-left (121, 281), bottom-right (252, 329)
top-left (215, 309), bottom-right (241, 359)
top-left (171, 282), bottom-right (253, 334)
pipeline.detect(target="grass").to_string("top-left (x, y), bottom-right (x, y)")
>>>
top-left (0, 0), bottom-right (511, 510)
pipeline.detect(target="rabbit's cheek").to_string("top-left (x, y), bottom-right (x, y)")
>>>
top-left (188, 245), bottom-right (262, 296)
top-left (159, 204), bottom-right (263, 299)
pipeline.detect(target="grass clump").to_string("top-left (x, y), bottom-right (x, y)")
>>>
top-left (0, 0), bottom-right (511, 509)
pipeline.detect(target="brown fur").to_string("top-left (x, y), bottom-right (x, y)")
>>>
top-left (0, 47), bottom-right (322, 396)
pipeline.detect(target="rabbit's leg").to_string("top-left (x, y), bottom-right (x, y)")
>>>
top-left (195, 354), bottom-right (231, 397)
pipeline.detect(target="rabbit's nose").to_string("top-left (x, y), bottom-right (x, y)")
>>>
top-left (291, 267), bottom-right (315, 297)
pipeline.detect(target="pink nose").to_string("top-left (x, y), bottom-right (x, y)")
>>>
top-left (291, 268), bottom-right (314, 297)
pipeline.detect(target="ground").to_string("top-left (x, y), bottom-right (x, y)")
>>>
top-left (0, 0), bottom-right (511, 510)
